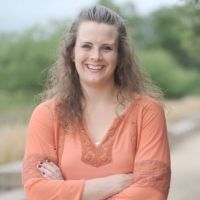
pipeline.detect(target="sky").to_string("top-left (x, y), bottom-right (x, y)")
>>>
top-left (0, 0), bottom-right (180, 33)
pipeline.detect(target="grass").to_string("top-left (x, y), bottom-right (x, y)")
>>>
top-left (0, 91), bottom-right (38, 165)
top-left (164, 95), bottom-right (200, 122)
top-left (0, 123), bottom-right (27, 164)
top-left (0, 90), bottom-right (38, 113)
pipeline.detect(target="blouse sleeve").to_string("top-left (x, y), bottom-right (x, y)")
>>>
top-left (22, 101), bottom-right (84, 200)
top-left (107, 100), bottom-right (171, 200)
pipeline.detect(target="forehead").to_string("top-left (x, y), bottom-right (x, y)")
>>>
top-left (76, 21), bottom-right (118, 44)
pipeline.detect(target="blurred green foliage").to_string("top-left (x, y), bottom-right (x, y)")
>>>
top-left (0, 0), bottom-right (199, 102)
top-left (138, 49), bottom-right (200, 98)
top-left (0, 21), bottom-right (65, 91)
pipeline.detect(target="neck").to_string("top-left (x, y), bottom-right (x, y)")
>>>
top-left (81, 82), bottom-right (118, 106)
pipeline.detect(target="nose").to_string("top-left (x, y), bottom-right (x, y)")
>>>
top-left (90, 48), bottom-right (102, 61)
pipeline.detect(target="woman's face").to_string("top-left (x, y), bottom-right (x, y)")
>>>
top-left (73, 21), bottom-right (118, 88)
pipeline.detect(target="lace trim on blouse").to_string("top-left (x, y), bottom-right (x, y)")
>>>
top-left (79, 119), bottom-right (120, 167)
top-left (79, 102), bottom-right (139, 168)
top-left (133, 160), bottom-right (171, 197)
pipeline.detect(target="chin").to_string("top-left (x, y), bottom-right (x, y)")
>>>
top-left (81, 78), bottom-right (107, 87)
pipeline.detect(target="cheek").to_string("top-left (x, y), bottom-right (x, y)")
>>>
top-left (74, 50), bottom-right (87, 63)
top-left (109, 53), bottom-right (118, 67)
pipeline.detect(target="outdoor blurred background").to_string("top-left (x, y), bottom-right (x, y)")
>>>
top-left (0, 0), bottom-right (200, 199)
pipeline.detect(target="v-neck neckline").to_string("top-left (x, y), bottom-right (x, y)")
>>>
top-left (78, 96), bottom-right (143, 167)
top-left (81, 97), bottom-right (141, 148)
top-left (82, 114), bottom-right (121, 148)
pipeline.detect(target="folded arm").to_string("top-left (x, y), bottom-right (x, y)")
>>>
top-left (23, 101), bottom-right (132, 200)
top-left (107, 100), bottom-right (171, 200)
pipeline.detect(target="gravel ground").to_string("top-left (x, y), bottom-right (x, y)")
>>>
top-left (168, 130), bottom-right (200, 200)
top-left (0, 188), bottom-right (25, 200)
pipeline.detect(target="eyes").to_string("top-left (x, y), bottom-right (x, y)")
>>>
top-left (81, 44), bottom-right (91, 49)
top-left (80, 43), bottom-right (113, 52)
top-left (103, 46), bottom-right (113, 51)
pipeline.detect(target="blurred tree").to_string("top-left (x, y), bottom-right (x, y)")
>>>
top-left (152, 3), bottom-right (200, 70)
top-left (119, 1), bottom-right (143, 48)
top-left (98, 0), bottom-right (121, 13)
top-left (139, 48), bottom-right (199, 98)
top-left (0, 0), bottom-right (199, 99)
top-left (180, 0), bottom-right (200, 68)
top-left (0, 21), bottom-right (66, 93)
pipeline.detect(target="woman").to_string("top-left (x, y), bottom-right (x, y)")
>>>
top-left (23, 5), bottom-right (171, 200)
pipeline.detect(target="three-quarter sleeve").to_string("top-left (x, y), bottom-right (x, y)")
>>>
top-left (107, 100), bottom-right (171, 200)
top-left (22, 101), bottom-right (84, 200)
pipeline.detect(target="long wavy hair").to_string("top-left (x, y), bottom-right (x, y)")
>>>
top-left (41, 5), bottom-right (163, 128)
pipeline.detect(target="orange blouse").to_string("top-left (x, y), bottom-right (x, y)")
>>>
top-left (22, 95), bottom-right (171, 200)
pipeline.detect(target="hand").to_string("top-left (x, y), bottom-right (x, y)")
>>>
top-left (37, 160), bottom-right (64, 180)
top-left (82, 173), bottom-right (133, 200)
top-left (106, 173), bottom-right (133, 194)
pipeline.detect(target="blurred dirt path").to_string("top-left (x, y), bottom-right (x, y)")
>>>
top-left (168, 130), bottom-right (200, 200)
top-left (0, 188), bottom-right (25, 200)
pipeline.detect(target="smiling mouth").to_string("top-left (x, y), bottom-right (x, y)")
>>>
top-left (86, 64), bottom-right (104, 71)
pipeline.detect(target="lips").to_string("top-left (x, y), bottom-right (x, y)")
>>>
top-left (86, 64), bottom-right (104, 71)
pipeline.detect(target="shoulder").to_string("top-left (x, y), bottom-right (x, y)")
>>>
top-left (129, 95), bottom-right (165, 122)
top-left (135, 95), bottom-right (164, 111)
top-left (132, 96), bottom-right (167, 134)
top-left (31, 98), bottom-right (57, 120)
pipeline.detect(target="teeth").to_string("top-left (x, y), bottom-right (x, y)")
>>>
top-left (87, 64), bottom-right (104, 70)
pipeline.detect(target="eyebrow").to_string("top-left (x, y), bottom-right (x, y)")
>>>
top-left (80, 42), bottom-right (92, 45)
top-left (80, 41), bottom-right (116, 46)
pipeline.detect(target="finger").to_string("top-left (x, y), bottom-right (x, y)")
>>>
top-left (43, 160), bottom-right (62, 175)
top-left (38, 162), bottom-right (57, 174)
top-left (37, 161), bottom-right (64, 180)
top-left (38, 164), bottom-right (63, 180)
top-left (42, 173), bottom-right (51, 180)
top-left (42, 172), bottom-right (52, 180)
top-left (37, 164), bottom-right (48, 174)
top-left (47, 161), bottom-right (60, 170)
top-left (41, 168), bottom-right (53, 177)
top-left (38, 165), bottom-right (54, 179)
top-left (37, 163), bottom-right (53, 176)
top-left (38, 160), bottom-right (60, 171)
